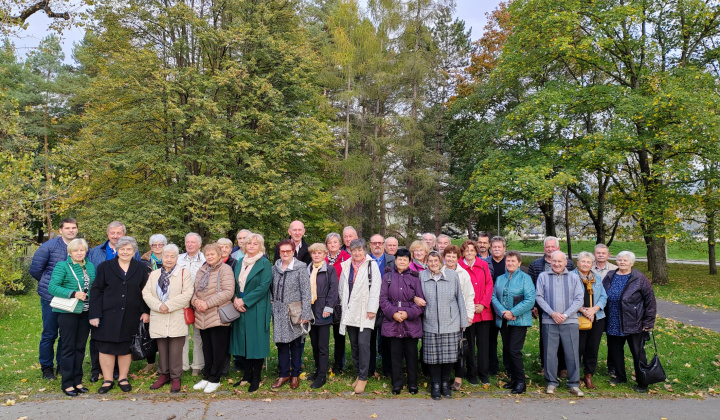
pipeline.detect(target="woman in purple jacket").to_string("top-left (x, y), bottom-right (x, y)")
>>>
top-left (379, 248), bottom-right (425, 395)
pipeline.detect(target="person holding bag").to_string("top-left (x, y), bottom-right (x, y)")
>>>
top-left (603, 251), bottom-right (656, 393)
top-left (142, 244), bottom-right (193, 393)
top-left (190, 244), bottom-right (235, 394)
top-left (573, 251), bottom-right (607, 390)
top-left (271, 239), bottom-right (312, 390)
top-left (48, 238), bottom-right (96, 396)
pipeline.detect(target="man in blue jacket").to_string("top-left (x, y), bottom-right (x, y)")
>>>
top-left (86, 220), bottom-right (142, 381)
top-left (30, 218), bottom-right (79, 380)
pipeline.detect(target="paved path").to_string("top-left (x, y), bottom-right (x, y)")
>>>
top-left (656, 299), bottom-right (720, 332)
top-left (520, 251), bottom-right (711, 265)
top-left (2, 395), bottom-right (719, 419)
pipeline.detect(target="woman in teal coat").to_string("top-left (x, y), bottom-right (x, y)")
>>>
top-left (48, 238), bottom-right (96, 396)
top-left (491, 250), bottom-right (535, 394)
top-left (229, 233), bottom-right (272, 392)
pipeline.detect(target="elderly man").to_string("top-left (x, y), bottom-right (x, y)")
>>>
top-left (341, 226), bottom-right (358, 252)
top-left (30, 218), bottom-right (79, 381)
top-left (273, 220), bottom-right (312, 264)
top-left (231, 229), bottom-right (251, 260)
top-left (178, 232), bottom-right (206, 375)
top-left (476, 233), bottom-right (495, 279)
top-left (422, 233), bottom-right (437, 251)
top-left (369, 234), bottom-right (396, 377)
top-left (535, 251), bottom-right (584, 397)
top-left (86, 220), bottom-right (142, 381)
top-left (436, 234), bottom-right (451, 255)
top-left (592, 244), bottom-right (617, 280)
top-left (384, 236), bottom-right (399, 256)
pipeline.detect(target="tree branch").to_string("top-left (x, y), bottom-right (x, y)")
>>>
top-left (9, 1), bottom-right (70, 25)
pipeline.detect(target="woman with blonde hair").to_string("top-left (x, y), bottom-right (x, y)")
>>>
top-left (408, 240), bottom-right (430, 272)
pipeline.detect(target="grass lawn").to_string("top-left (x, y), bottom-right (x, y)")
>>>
top-left (1, 293), bottom-right (720, 401)
top-left (505, 239), bottom-right (710, 261)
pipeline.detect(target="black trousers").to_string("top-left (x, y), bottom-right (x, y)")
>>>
top-left (388, 337), bottom-right (418, 389)
top-left (309, 324), bottom-right (331, 379)
top-left (332, 322), bottom-right (346, 371)
top-left (347, 326), bottom-right (372, 380)
top-left (500, 324), bottom-right (527, 383)
top-left (579, 318), bottom-right (606, 376)
top-left (57, 312), bottom-right (90, 390)
top-left (464, 320), bottom-right (491, 382)
top-left (488, 319), bottom-right (501, 373)
top-left (538, 317), bottom-right (566, 370)
top-left (428, 362), bottom-right (453, 383)
top-left (277, 335), bottom-right (305, 378)
top-left (607, 332), bottom-right (648, 386)
top-left (199, 326), bottom-right (230, 383)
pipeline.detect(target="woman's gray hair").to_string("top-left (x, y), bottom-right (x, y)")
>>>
top-left (116, 236), bottom-right (138, 253)
top-left (162, 244), bottom-right (180, 257)
top-left (576, 251), bottom-right (595, 263)
top-left (349, 238), bottom-right (366, 251)
top-left (216, 238), bottom-right (233, 247)
top-left (616, 250), bottom-right (636, 264)
top-left (325, 232), bottom-right (341, 244)
top-left (67, 238), bottom-right (89, 254)
top-left (148, 234), bottom-right (168, 246)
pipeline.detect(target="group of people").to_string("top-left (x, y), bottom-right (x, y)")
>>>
top-left (31, 219), bottom-right (656, 399)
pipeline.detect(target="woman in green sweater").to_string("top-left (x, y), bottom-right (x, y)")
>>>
top-left (48, 238), bottom-right (96, 396)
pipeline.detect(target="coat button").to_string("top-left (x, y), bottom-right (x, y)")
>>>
top-left (121, 295), bottom-right (125, 298)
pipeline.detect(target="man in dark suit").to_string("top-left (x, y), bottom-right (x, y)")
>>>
top-left (273, 220), bottom-right (311, 265)
top-left (368, 234), bottom-right (395, 378)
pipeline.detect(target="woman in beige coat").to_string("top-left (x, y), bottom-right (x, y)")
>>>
top-left (190, 243), bottom-right (235, 393)
top-left (142, 244), bottom-right (193, 393)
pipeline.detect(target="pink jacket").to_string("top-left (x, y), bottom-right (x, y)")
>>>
top-left (459, 257), bottom-right (494, 322)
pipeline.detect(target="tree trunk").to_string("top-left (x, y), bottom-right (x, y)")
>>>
top-left (565, 188), bottom-right (572, 260)
top-left (539, 200), bottom-right (556, 237)
top-left (646, 237), bottom-right (669, 285)
top-left (709, 212), bottom-right (717, 275)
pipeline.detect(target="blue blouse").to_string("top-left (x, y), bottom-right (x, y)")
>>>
top-left (605, 273), bottom-right (630, 336)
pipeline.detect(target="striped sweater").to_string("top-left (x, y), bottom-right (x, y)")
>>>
top-left (535, 268), bottom-right (584, 325)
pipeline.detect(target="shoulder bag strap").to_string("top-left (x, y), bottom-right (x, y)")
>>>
top-left (68, 264), bottom-right (84, 291)
top-left (367, 260), bottom-right (372, 290)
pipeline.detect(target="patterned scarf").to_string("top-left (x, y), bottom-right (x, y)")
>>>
top-left (196, 261), bottom-right (223, 292)
top-left (158, 266), bottom-right (172, 295)
top-left (579, 271), bottom-right (595, 295)
top-left (327, 252), bottom-right (340, 266)
top-left (351, 259), bottom-right (364, 283)
top-left (310, 261), bottom-right (323, 304)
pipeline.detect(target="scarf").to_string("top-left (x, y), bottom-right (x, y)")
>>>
top-left (150, 253), bottom-right (162, 271)
top-left (413, 259), bottom-right (427, 269)
top-left (310, 261), bottom-right (322, 304)
top-left (238, 253), bottom-right (262, 293)
top-left (196, 261), bottom-right (223, 292)
top-left (158, 266), bottom-right (172, 296)
top-left (327, 252), bottom-right (340, 266)
top-left (351, 259), bottom-right (364, 283)
top-left (579, 271), bottom-right (595, 295)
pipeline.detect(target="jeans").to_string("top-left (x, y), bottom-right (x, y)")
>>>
top-left (277, 336), bottom-right (305, 378)
top-left (39, 298), bottom-right (60, 370)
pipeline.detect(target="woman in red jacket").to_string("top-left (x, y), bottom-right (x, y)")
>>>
top-left (458, 240), bottom-right (494, 386)
top-left (325, 232), bottom-right (351, 374)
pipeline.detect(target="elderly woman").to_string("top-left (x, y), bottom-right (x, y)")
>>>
top-left (190, 243), bottom-right (235, 394)
top-left (48, 238), bottom-right (95, 396)
top-left (306, 243), bottom-right (338, 389)
top-left (379, 248), bottom-right (424, 395)
top-left (217, 238), bottom-right (237, 270)
top-left (421, 251), bottom-right (469, 400)
top-left (142, 234), bottom-right (167, 272)
top-left (572, 251), bottom-right (608, 390)
top-left (142, 244), bottom-right (193, 393)
top-left (408, 240), bottom-right (429, 272)
top-left (338, 238), bottom-right (382, 394)
top-left (325, 232), bottom-right (351, 374)
top-left (231, 229), bottom-right (251, 260)
top-left (230, 233), bottom-right (272, 392)
top-left (603, 251), bottom-right (656, 393)
top-left (89, 236), bottom-right (149, 394)
top-left (458, 239), bottom-right (493, 386)
top-left (491, 250), bottom-right (535, 394)
top-left (270, 239), bottom-right (312, 390)
top-left (440, 245), bottom-right (475, 391)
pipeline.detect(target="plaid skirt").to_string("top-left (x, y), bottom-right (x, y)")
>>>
top-left (423, 330), bottom-right (462, 364)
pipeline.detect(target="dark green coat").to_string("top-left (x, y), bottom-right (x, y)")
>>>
top-left (229, 257), bottom-right (272, 359)
top-left (48, 256), bottom-right (96, 314)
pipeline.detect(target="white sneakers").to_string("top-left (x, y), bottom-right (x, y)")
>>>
top-left (546, 385), bottom-right (556, 394)
top-left (193, 380), bottom-right (209, 390)
top-left (568, 386), bottom-right (584, 397)
top-left (204, 382), bottom-right (220, 393)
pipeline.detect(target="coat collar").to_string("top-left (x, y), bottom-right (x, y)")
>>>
top-left (110, 257), bottom-right (139, 279)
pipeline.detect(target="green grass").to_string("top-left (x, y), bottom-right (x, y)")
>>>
top-left (2, 293), bottom-right (720, 401)
top-left (505, 239), bottom-right (710, 261)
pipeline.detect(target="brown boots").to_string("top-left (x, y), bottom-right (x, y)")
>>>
top-left (584, 373), bottom-right (596, 389)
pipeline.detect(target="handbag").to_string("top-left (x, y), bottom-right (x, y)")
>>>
top-left (638, 331), bottom-right (666, 385)
top-left (457, 336), bottom-right (469, 371)
top-left (130, 321), bottom-right (155, 361)
top-left (215, 269), bottom-right (241, 323)
top-left (178, 269), bottom-right (195, 325)
top-left (578, 291), bottom-right (593, 331)
top-left (50, 264), bottom-right (85, 312)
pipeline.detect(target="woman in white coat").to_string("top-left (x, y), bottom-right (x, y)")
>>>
top-left (142, 244), bottom-right (193, 393)
top-left (338, 238), bottom-right (382, 394)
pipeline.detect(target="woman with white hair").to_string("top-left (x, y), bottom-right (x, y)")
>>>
top-left (142, 234), bottom-right (168, 272)
top-left (48, 238), bottom-right (95, 396)
top-left (217, 238), bottom-right (237, 270)
top-left (142, 244), bottom-right (193, 393)
top-left (572, 251), bottom-right (607, 389)
top-left (89, 236), bottom-right (150, 394)
top-left (602, 251), bottom-right (656, 393)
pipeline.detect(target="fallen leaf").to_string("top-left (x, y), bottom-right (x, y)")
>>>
top-left (217, 413), bottom-right (224, 417)
top-left (370, 415), bottom-right (378, 418)
top-left (20, 379), bottom-right (27, 383)
top-left (4, 399), bottom-right (16, 406)
top-left (515, 400), bottom-right (520, 403)
top-left (18, 417), bottom-right (28, 420)
top-left (262, 398), bottom-right (272, 403)
top-left (130, 398), bottom-right (137, 402)
top-left (684, 363), bottom-right (692, 368)
top-left (18, 396), bottom-right (28, 399)
top-left (37, 388), bottom-right (45, 392)
top-left (569, 401), bottom-right (576, 404)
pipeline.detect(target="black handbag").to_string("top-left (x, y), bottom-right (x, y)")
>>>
top-left (457, 336), bottom-right (469, 370)
top-left (638, 331), bottom-right (666, 385)
top-left (130, 321), bottom-right (156, 361)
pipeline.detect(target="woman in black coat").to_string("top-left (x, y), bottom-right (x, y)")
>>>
top-left (89, 236), bottom-right (149, 394)
top-left (306, 243), bottom-right (339, 389)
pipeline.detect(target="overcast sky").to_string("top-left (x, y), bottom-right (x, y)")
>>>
top-left (10, 0), bottom-right (503, 63)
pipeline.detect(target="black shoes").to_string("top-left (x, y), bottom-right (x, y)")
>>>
top-left (75, 386), bottom-right (89, 394)
top-left (98, 380), bottom-right (114, 394)
top-left (308, 371), bottom-right (318, 382)
top-left (634, 385), bottom-right (649, 393)
top-left (466, 376), bottom-right (479, 385)
top-left (441, 382), bottom-right (452, 398)
top-left (63, 388), bottom-right (78, 397)
top-left (118, 378), bottom-right (132, 392)
top-left (430, 382), bottom-right (442, 400)
top-left (310, 376), bottom-right (326, 389)
top-left (511, 382), bottom-right (526, 394)
top-left (408, 386), bottom-right (418, 395)
top-left (42, 367), bottom-right (57, 380)
top-left (89, 373), bottom-right (99, 383)
top-left (391, 387), bottom-right (401, 395)
top-left (503, 380), bottom-right (516, 390)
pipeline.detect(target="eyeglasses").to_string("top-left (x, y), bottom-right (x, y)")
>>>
top-left (370, 242), bottom-right (384, 246)
top-left (151, 243), bottom-right (165, 248)
top-left (279, 250), bottom-right (294, 255)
